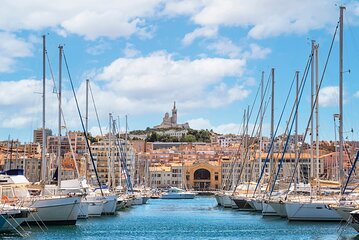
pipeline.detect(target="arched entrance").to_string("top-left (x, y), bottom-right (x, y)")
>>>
top-left (193, 169), bottom-right (211, 190)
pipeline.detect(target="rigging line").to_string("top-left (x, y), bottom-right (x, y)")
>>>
top-left (343, 150), bottom-right (359, 194)
top-left (285, 19), bottom-right (340, 199)
top-left (233, 72), bottom-right (275, 192)
top-left (63, 50), bottom-right (104, 196)
top-left (113, 120), bottom-right (133, 193)
top-left (270, 64), bottom-right (311, 197)
top-left (88, 81), bottom-right (104, 137)
top-left (264, 72), bottom-right (301, 194)
top-left (247, 74), bottom-right (263, 125)
top-left (227, 74), bottom-right (271, 191)
top-left (245, 96), bottom-right (272, 194)
top-left (45, 51), bottom-right (56, 94)
top-left (45, 51), bottom-right (80, 178)
top-left (252, 58), bottom-right (311, 196)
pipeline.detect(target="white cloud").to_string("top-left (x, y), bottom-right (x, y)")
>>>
top-left (0, 0), bottom-right (162, 40)
top-left (206, 39), bottom-right (271, 60)
top-left (182, 26), bottom-right (218, 45)
top-left (97, 51), bottom-right (247, 110)
top-left (0, 50), bottom-right (250, 133)
top-left (2, 116), bottom-right (33, 128)
top-left (86, 41), bottom-right (110, 55)
top-left (318, 86), bottom-right (339, 107)
top-left (0, 0), bottom-right (346, 42)
top-left (161, 0), bottom-right (203, 16)
top-left (187, 118), bottom-right (241, 134)
top-left (0, 32), bottom-right (33, 72)
top-left (123, 43), bottom-right (141, 58)
top-left (0, 79), bottom-right (39, 106)
top-left (245, 44), bottom-right (272, 60)
top-left (207, 38), bottom-right (241, 58)
top-left (0, 79), bottom-right (58, 129)
top-left (191, 0), bottom-right (337, 39)
top-left (187, 118), bottom-right (212, 130)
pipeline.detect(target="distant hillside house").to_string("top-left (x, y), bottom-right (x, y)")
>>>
top-left (154, 102), bottom-right (189, 129)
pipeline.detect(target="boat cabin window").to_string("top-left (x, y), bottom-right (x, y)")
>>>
top-left (2, 187), bottom-right (14, 198)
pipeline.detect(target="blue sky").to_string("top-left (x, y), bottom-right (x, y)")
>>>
top-left (1, 0), bottom-right (359, 142)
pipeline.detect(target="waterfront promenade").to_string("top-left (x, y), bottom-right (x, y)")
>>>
top-left (2, 197), bottom-right (357, 239)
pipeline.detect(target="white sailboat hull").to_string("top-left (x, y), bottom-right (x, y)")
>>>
top-left (132, 197), bottom-right (144, 205)
top-left (77, 201), bottom-right (89, 219)
top-left (262, 202), bottom-right (278, 216)
top-left (268, 201), bottom-right (287, 217)
top-left (248, 199), bottom-right (263, 211)
top-left (87, 201), bottom-right (103, 216)
top-left (220, 195), bottom-right (233, 208)
top-left (285, 201), bottom-right (342, 221)
top-left (25, 196), bottom-right (81, 225)
top-left (102, 195), bottom-right (117, 214)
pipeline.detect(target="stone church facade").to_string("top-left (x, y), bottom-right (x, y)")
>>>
top-left (154, 102), bottom-right (190, 129)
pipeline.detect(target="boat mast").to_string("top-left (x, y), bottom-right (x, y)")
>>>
top-left (269, 68), bottom-right (274, 179)
top-left (108, 113), bottom-right (112, 188)
top-left (339, 6), bottom-right (345, 191)
top-left (295, 71), bottom-right (299, 190)
top-left (239, 109), bottom-right (246, 186)
top-left (85, 79), bottom-right (89, 135)
top-left (315, 44), bottom-right (320, 192)
top-left (258, 71), bottom-right (264, 190)
top-left (125, 114), bottom-right (128, 189)
top-left (41, 35), bottom-right (47, 182)
top-left (117, 116), bottom-right (122, 189)
top-left (111, 118), bottom-right (116, 189)
top-left (310, 40), bottom-right (315, 185)
top-left (245, 105), bottom-right (249, 183)
top-left (58, 45), bottom-right (63, 190)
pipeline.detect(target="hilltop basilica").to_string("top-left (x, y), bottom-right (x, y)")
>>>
top-left (154, 102), bottom-right (189, 129)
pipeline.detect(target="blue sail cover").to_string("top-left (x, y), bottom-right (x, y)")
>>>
top-left (0, 169), bottom-right (24, 176)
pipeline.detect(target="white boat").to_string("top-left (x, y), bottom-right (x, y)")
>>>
top-left (93, 189), bottom-right (117, 215)
top-left (285, 199), bottom-right (342, 221)
top-left (86, 200), bottom-right (104, 216)
top-left (83, 194), bottom-right (104, 216)
top-left (262, 201), bottom-right (278, 216)
top-left (220, 194), bottom-right (233, 208)
top-left (247, 198), bottom-right (263, 211)
top-left (268, 200), bottom-right (287, 217)
top-left (231, 195), bottom-right (254, 210)
top-left (77, 201), bottom-right (89, 219)
top-left (102, 195), bottom-right (117, 214)
top-left (0, 174), bottom-right (80, 225)
top-left (161, 187), bottom-right (195, 199)
top-left (131, 196), bottom-right (144, 205)
top-left (26, 196), bottom-right (81, 225)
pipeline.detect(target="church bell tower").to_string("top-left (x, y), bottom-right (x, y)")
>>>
top-left (171, 101), bottom-right (177, 124)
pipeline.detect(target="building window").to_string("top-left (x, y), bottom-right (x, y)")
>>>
top-left (215, 175), bottom-right (218, 181)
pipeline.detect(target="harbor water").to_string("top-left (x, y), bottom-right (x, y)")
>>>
top-left (3, 197), bottom-right (359, 239)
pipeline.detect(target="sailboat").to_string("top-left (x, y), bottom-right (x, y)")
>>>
top-left (285, 7), bottom-right (346, 222)
top-left (11, 38), bottom-right (81, 226)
